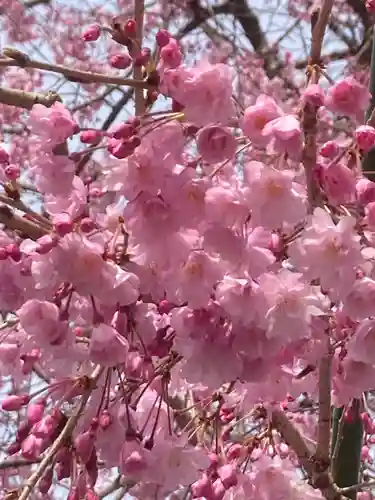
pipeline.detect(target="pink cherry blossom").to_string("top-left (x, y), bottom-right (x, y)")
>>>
top-left (241, 95), bottom-right (283, 147)
top-left (197, 125), bottom-right (237, 164)
top-left (28, 102), bottom-right (78, 146)
top-left (243, 161), bottom-right (306, 229)
top-left (89, 323), bottom-right (129, 366)
top-left (289, 208), bottom-right (363, 298)
top-left (325, 77), bottom-right (371, 120)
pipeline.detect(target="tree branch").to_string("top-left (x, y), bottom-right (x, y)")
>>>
top-left (0, 87), bottom-right (61, 110)
top-left (1, 49), bottom-right (149, 89)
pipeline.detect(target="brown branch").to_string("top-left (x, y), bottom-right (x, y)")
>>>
top-left (302, 0), bottom-right (334, 210)
top-left (271, 409), bottom-right (315, 475)
top-left (310, 0), bottom-right (334, 65)
top-left (0, 205), bottom-right (47, 240)
top-left (134, 0), bottom-right (146, 115)
top-left (271, 409), bottom-right (342, 500)
top-left (0, 87), bottom-right (61, 110)
top-left (1, 49), bottom-right (149, 89)
top-left (24, 0), bottom-right (50, 7)
top-left (177, 0), bottom-right (281, 78)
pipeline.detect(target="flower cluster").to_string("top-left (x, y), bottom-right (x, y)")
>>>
top-left (1, 3), bottom-right (375, 500)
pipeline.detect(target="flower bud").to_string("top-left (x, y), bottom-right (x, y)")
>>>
top-left (75, 430), bottom-right (96, 464)
top-left (156, 29), bottom-right (171, 48)
top-left (110, 53), bottom-right (132, 69)
top-left (53, 213), bottom-right (73, 237)
top-left (355, 125), bottom-right (375, 152)
top-left (21, 434), bottom-right (44, 459)
top-left (4, 164), bottom-right (20, 180)
top-left (123, 19), bottom-right (136, 38)
top-left (82, 24), bottom-right (101, 42)
top-left (27, 399), bottom-right (46, 425)
top-left (80, 130), bottom-right (103, 144)
top-left (2, 394), bottom-right (29, 411)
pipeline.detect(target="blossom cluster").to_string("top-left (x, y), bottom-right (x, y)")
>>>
top-left (1, 4), bottom-right (375, 500)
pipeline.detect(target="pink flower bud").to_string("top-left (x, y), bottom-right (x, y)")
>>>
top-left (156, 29), bottom-right (171, 48)
top-left (320, 140), bottom-right (340, 158)
top-left (322, 163), bottom-right (356, 205)
top-left (6, 243), bottom-right (21, 262)
top-left (123, 19), bottom-right (136, 38)
top-left (357, 178), bottom-right (375, 205)
top-left (80, 130), bottom-right (102, 144)
top-left (53, 213), bottom-right (73, 237)
top-left (110, 122), bottom-right (134, 140)
top-left (158, 299), bottom-right (173, 314)
top-left (2, 394), bottom-right (29, 411)
top-left (110, 53), bottom-right (132, 69)
top-left (27, 399), bottom-right (46, 425)
top-left (8, 442), bottom-right (21, 455)
top-left (89, 187), bottom-right (102, 198)
top-left (355, 125), bottom-right (375, 152)
top-left (303, 84), bottom-right (325, 107)
top-left (325, 77), bottom-right (371, 119)
top-left (82, 24), bottom-right (101, 42)
top-left (75, 430), bottom-right (96, 464)
top-left (134, 48), bottom-right (151, 67)
top-left (36, 234), bottom-right (59, 254)
top-left (278, 442), bottom-right (289, 458)
top-left (218, 464), bottom-right (238, 489)
top-left (197, 125), bottom-right (237, 164)
top-left (80, 217), bottom-right (96, 233)
top-left (4, 164), bottom-right (20, 180)
top-left (107, 138), bottom-right (136, 159)
top-left (160, 40), bottom-right (182, 68)
top-left (226, 443), bottom-right (242, 461)
top-left (0, 146), bottom-right (10, 164)
top-left (99, 410), bottom-right (112, 430)
top-left (21, 434), bottom-right (44, 459)
top-left (191, 474), bottom-right (214, 498)
top-left (212, 478), bottom-right (226, 500)
top-left (32, 413), bottom-right (60, 439)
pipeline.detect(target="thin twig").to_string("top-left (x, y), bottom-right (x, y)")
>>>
top-left (1, 49), bottom-right (150, 89)
top-left (0, 87), bottom-right (61, 110)
top-left (0, 458), bottom-right (41, 470)
top-left (310, 0), bottom-right (334, 65)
